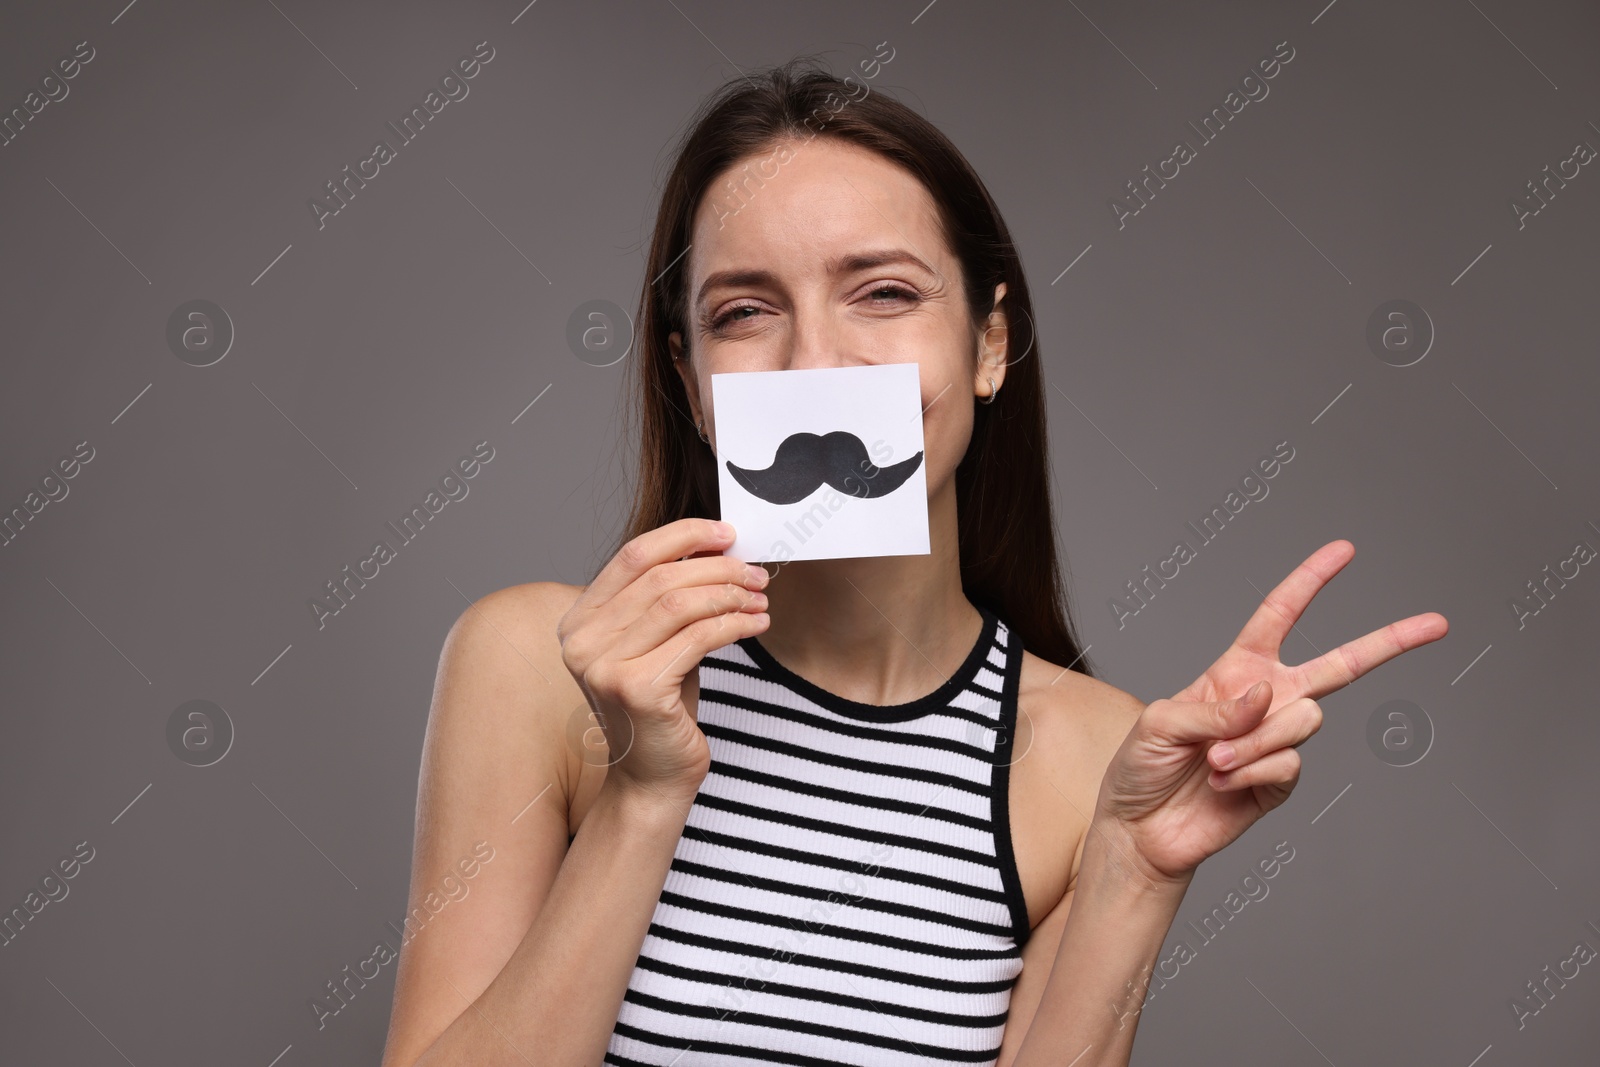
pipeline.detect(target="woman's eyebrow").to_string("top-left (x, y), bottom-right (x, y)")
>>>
top-left (694, 249), bottom-right (937, 314)
top-left (824, 249), bottom-right (938, 277)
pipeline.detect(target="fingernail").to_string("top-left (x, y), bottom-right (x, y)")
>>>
top-left (1243, 681), bottom-right (1265, 704)
top-left (715, 521), bottom-right (735, 538)
top-left (746, 564), bottom-right (769, 586)
top-left (1211, 742), bottom-right (1235, 769)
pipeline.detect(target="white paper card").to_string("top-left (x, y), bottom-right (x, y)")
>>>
top-left (712, 363), bottom-right (931, 563)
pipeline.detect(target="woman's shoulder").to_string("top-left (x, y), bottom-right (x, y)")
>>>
top-left (432, 579), bottom-right (588, 687)
top-left (436, 578), bottom-right (588, 727)
top-left (431, 580), bottom-right (590, 801)
top-left (444, 579), bottom-right (586, 646)
top-left (1016, 649), bottom-right (1146, 764)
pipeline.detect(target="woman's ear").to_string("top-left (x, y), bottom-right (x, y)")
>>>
top-left (669, 330), bottom-right (706, 430)
top-left (976, 282), bottom-right (1010, 399)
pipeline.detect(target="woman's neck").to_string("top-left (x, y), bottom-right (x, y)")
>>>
top-left (752, 481), bottom-right (982, 706)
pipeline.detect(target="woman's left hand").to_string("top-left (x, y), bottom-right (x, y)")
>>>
top-left (1093, 540), bottom-right (1449, 885)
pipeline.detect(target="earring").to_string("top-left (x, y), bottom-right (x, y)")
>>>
top-left (696, 420), bottom-right (709, 443)
top-left (977, 375), bottom-right (999, 405)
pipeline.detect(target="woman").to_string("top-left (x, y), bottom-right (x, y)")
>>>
top-left (380, 62), bottom-right (1447, 1066)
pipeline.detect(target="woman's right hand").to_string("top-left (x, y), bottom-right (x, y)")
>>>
top-left (556, 517), bottom-right (770, 805)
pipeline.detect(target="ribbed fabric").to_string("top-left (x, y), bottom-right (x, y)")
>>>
top-left (605, 605), bottom-right (1032, 1066)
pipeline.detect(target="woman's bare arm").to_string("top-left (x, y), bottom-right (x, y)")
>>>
top-left (381, 518), bottom-right (768, 1065)
top-left (997, 672), bottom-right (1156, 1066)
top-left (1008, 821), bottom-right (1191, 1065)
top-left (378, 581), bottom-right (694, 1067)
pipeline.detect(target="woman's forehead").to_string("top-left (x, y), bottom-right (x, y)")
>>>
top-left (688, 138), bottom-right (949, 284)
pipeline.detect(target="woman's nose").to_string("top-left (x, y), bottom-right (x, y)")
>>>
top-left (783, 309), bottom-right (846, 371)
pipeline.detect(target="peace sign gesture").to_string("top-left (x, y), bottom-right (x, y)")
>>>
top-left (1169, 539), bottom-right (1449, 708)
top-left (1094, 540), bottom-right (1449, 884)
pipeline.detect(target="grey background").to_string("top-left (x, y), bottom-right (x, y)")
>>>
top-left (2, 0), bottom-right (1597, 1063)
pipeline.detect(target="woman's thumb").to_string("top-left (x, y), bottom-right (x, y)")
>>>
top-left (1152, 680), bottom-right (1272, 745)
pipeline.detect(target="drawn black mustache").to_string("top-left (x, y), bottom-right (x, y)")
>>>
top-left (725, 431), bottom-right (924, 505)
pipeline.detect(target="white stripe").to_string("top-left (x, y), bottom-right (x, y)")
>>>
top-left (648, 900), bottom-right (1018, 982)
top-left (682, 804), bottom-right (1004, 901)
top-left (616, 974), bottom-right (1009, 1055)
top-left (632, 935), bottom-right (1018, 1017)
top-left (703, 695), bottom-right (997, 776)
top-left (698, 769), bottom-right (992, 855)
top-left (608, 1025), bottom-right (993, 1067)
top-left (700, 668), bottom-right (1001, 754)
top-left (697, 729), bottom-right (996, 823)
top-left (660, 864), bottom-right (1007, 949)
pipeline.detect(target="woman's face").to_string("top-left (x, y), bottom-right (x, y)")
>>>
top-left (669, 136), bottom-right (1008, 504)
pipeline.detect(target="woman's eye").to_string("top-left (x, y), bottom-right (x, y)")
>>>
top-left (711, 305), bottom-right (762, 331)
top-left (864, 285), bottom-right (919, 305)
top-left (709, 286), bottom-right (919, 333)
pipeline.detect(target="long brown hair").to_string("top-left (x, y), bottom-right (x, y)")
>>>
top-left (613, 59), bottom-right (1094, 676)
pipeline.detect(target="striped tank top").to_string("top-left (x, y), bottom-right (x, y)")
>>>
top-left (605, 604), bottom-right (1032, 1066)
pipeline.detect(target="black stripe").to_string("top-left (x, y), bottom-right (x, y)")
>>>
top-left (700, 653), bottom-right (771, 680)
top-left (697, 721), bottom-right (989, 798)
top-left (968, 675), bottom-right (1004, 700)
top-left (703, 656), bottom-right (1003, 733)
top-left (617, 991), bottom-right (1002, 1062)
top-left (606, 1054), bottom-right (680, 1067)
top-left (700, 686), bottom-right (996, 762)
top-left (653, 894), bottom-right (1022, 964)
top-left (691, 790), bottom-right (999, 868)
top-left (669, 859), bottom-right (1015, 938)
top-left (611, 1020), bottom-right (856, 1067)
top-left (706, 759), bottom-right (991, 832)
top-left (681, 823), bottom-right (1009, 903)
top-left (733, 607), bottom-right (1000, 724)
top-left (631, 953), bottom-right (1010, 1027)
top-left (643, 922), bottom-right (1019, 994)
top-left (990, 624), bottom-right (1034, 949)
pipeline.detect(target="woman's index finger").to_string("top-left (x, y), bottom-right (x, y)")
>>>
top-left (585, 517), bottom-right (736, 604)
top-left (1233, 540), bottom-right (1356, 656)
